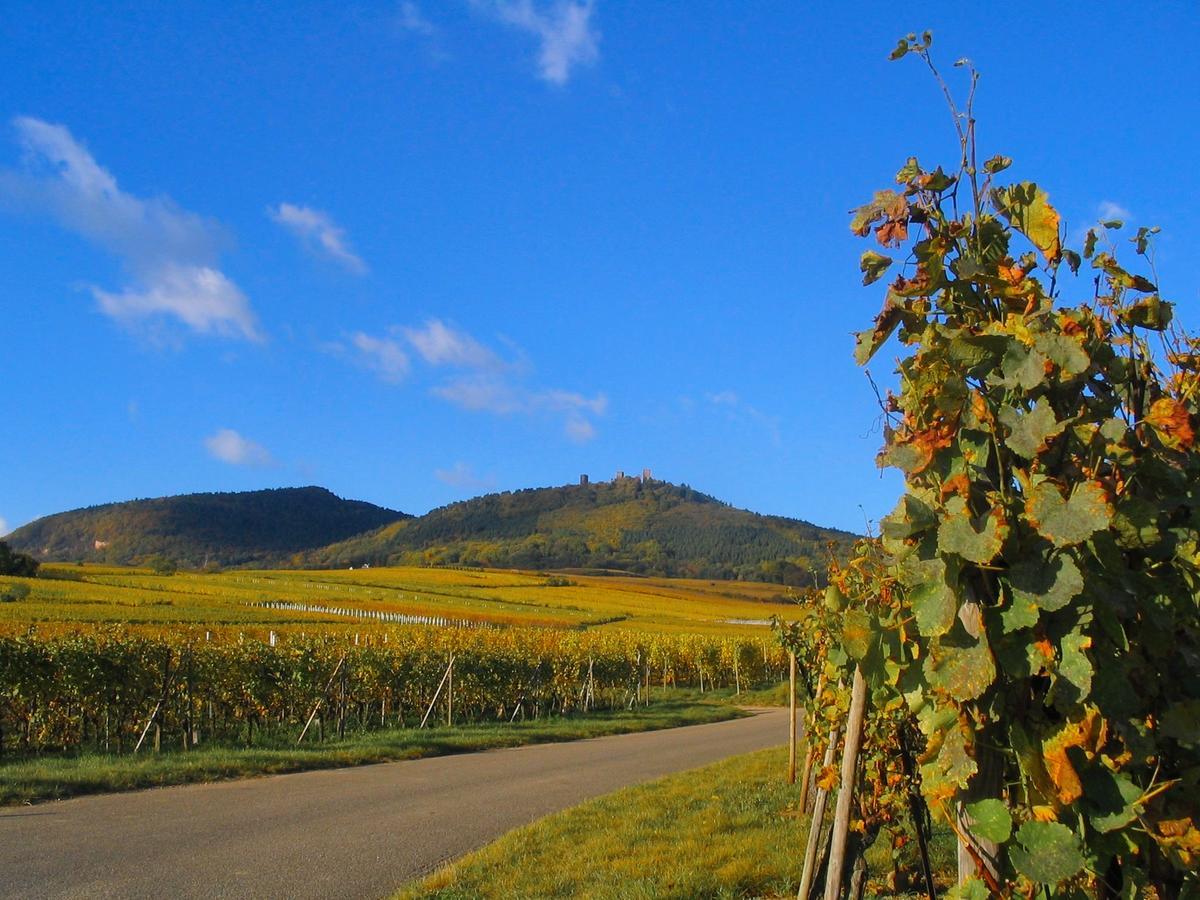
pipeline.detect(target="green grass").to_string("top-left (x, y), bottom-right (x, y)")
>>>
top-left (403, 746), bottom-right (955, 900)
top-left (0, 696), bottom-right (743, 806)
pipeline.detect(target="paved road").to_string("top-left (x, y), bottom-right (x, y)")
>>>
top-left (0, 709), bottom-right (789, 900)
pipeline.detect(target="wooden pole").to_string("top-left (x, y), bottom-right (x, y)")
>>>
top-left (788, 652), bottom-right (798, 785)
top-left (822, 666), bottom-right (869, 900)
top-left (297, 654), bottom-right (346, 744)
top-left (446, 655), bottom-right (454, 727)
top-left (420, 655), bottom-right (454, 729)
top-left (798, 670), bottom-right (827, 812)
top-left (898, 726), bottom-right (937, 900)
top-left (797, 724), bottom-right (841, 899)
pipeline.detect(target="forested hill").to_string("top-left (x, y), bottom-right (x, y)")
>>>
top-left (308, 479), bottom-right (855, 585)
top-left (7, 487), bottom-right (408, 568)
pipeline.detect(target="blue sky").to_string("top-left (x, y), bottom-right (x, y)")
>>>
top-left (1, 1), bottom-right (1198, 537)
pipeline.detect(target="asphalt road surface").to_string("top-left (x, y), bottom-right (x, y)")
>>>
top-left (0, 708), bottom-right (789, 900)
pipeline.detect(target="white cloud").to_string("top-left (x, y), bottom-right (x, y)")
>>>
top-left (350, 331), bottom-right (411, 383)
top-left (269, 202), bottom-right (366, 274)
top-left (399, 1), bottom-right (436, 35)
top-left (1098, 201), bottom-right (1132, 224)
top-left (707, 390), bottom-right (739, 406)
top-left (484, 0), bottom-right (599, 84)
top-left (94, 264), bottom-right (257, 340)
top-left (434, 461), bottom-right (496, 491)
top-left (564, 414), bottom-right (595, 443)
top-left (433, 374), bottom-right (521, 412)
top-left (0, 517), bottom-right (9, 538)
top-left (404, 319), bottom-right (502, 369)
top-left (703, 389), bottom-right (782, 447)
top-left (1, 117), bottom-right (260, 341)
top-left (204, 428), bottom-right (273, 466)
top-left (433, 373), bottom-right (606, 441)
top-left (338, 318), bottom-right (605, 440)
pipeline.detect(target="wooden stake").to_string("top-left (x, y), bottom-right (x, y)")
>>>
top-left (420, 654), bottom-right (454, 729)
top-left (788, 652), bottom-right (798, 785)
top-left (797, 724), bottom-right (841, 899)
top-left (822, 666), bottom-right (868, 900)
top-left (798, 670), bottom-right (827, 812)
top-left (446, 655), bottom-right (453, 726)
top-left (297, 654), bottom-right (346, 744)
top-left (898, 726), bottom-right (937, 900)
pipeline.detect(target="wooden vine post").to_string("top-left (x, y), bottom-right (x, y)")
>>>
top-left (797, 723), bottom-right (841, 900)
top-left (797, 670), bottom-right (826, 812)
top-left (787, 652), bottom-right (797, 784)
top-left (420, 653), bottom-right (455, 729)
top-left (822, 665), bottom-right (868, 900)
top-left (297, 653), bottom-right (346, 744)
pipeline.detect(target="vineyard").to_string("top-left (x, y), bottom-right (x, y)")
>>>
top-left (0, 625), bottom-right (784, 755)
top-left (0, 563), bottom-right (798, 632)
top-left (0, 562), bottom-right (793, 757)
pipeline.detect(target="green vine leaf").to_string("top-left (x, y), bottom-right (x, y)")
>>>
top-left (937, 497), bottom-right (1007, 563)
top-left (997, 342), bottom-right (1050, 391)
top-left (999, 398), bottom-right (1065, 460)
top-left (965, 798), bottom-right (1012, 844)
top-left (1082, 768), bottom-right (1142, 833)
top-left (1007, 552), bottom-right (1083, 613)
top-left (1010, 821), bottom-right (1086, 885)
top-left (909, 575), bottom-right (957, 638)
top-left (1034, 334), bottom-right (1090, 378)
top-left (860, 250), bottom-right (894, 285)
top-left (1026, 481), bottom-right (1113, 548)
top-left (924, 625), bottom-right (996, 702)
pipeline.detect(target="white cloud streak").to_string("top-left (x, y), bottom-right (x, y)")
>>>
top-left (269, 202), bottom-right (367, 274)
top-left (1, 117), bottom-right (260, 341)
top-left (404, 319), bottom-right (502, 369)
top-left (434, 461), bottom-right (496, 491)
top-left (484, 0), bottom-right (599, 84)
top-left (204, 429), bottom-right (273, 466)
top-left (1098, 200), bottom-right (1132, 224)
top-left (0, 517), bottom-right (9, 538)
top-left (349, 332), bottom-right (411, 383)
top-left (339, 318), bottom-right (605, 441)
top-left (399, 1), bottom-right (437, 35)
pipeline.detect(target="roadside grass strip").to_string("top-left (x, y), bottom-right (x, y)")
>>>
top-left (403, 746), bottom-right (955, 899)
top-left (0, 696), bottom-right (742, 806)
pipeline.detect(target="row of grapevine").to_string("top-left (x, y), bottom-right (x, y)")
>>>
top-left (780, 34), bottom-right (1199, 899)
top-left (0, 625), bottom-right (784, 755)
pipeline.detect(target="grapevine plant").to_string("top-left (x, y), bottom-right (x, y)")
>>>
top-left (840, 33), bottom-right (1200, 896)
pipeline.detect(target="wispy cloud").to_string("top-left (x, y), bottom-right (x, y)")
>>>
top-left (0, 516), bottom-right (9, 537)
top-left (704, 389), bottom-right (782, 447)
top-left (349, 331), bottom-right (412, 383)
top-left (1098, 200), bottom-right (1132, 224)
top-left (404, 319), bottom-right (503, 369)
top-left (204, 428), bottom-right (273, 466)
top-left (399, 1), bottom-right (437, 36)
top-left (337, 318), bottom-right (606, 441)
top-left (434, 461), bottom-right (496, 491)
top-left (1, 116), bottom-right (260, 341)
top-left (269, 202), bottom-right (367, 274)
top-left (481, 1), bottom-right (599, 84)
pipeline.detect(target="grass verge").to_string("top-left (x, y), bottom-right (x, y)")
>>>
top-left (0, 696), bottom-right (742, 806)
top-left (402, 746), bottom-right (955, 899)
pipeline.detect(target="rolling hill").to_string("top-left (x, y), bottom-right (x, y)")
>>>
top-left (6, 487), bottom-right (408, 568)
top-left (307, 478), bottom-right (855, 585)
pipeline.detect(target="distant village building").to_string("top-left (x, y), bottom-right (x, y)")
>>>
top-left (642, 468), bottom-right (652, 482)
top-left (93, 539), bottom-right (109, 550)
top-left (580, 474), bottom-right (589, 486)
top-left (615, 470), bottom-right (625, 480)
